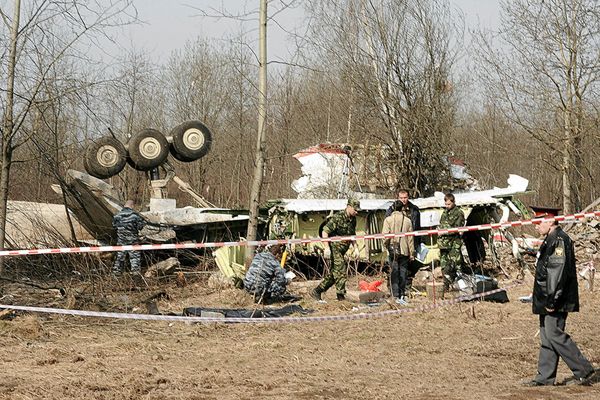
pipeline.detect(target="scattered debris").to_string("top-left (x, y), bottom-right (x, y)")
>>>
top-left (52, 169), bottom-right (249, 246)
top-left (579, 262), bottom-right (596, 292)
top-left (207, 271), bottom-right (236, 290)
top-left (183, 304), bottom-right (312, 319)
top-left (0, 309), bottom-right (16, 320)
top-left (144, 257), bottom-right (180, 278)
top-left (145, 301), bottom-right (160, 315)
top-left (175, 271), bottom-right (187, 288)
top-left (346, 290), bottom-right (386, 304)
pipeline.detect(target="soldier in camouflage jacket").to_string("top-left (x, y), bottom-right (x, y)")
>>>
top-left (437, 193), bottom-right (465, 292)
top-left (311, 198), bottom-right (359, 301)
top-left (244, 245), bottom-right (287, 303)
top-left (112, 200), bottom-right (147, 274)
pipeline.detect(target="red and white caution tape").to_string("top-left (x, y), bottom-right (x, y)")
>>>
top-left (1, 210), bottom-right (598, 257)
top-left (0, 282), bottom-right (522, 324)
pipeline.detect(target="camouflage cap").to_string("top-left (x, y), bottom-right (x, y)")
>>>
top-left (347, 198), bottom-right (361, 211)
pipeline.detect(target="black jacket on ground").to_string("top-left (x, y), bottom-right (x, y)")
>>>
top-left (532, 226), bottom-right (579, 315)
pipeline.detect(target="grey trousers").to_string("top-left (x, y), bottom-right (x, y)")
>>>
top-left (535, 312), bottom-right (594, 385)
top-left (113, 250), bottom-right (141, 273)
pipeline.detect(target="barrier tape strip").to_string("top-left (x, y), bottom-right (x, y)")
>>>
top-left (1, 210), bottom-right (599, 257)
top-left (0, 282), bottom-right (522, 324)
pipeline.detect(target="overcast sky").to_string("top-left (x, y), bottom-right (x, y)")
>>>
top-left (117, 0), bottom-right (501, 63)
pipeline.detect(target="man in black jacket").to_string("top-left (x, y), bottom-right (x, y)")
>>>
top-left (522, 206), bottom-right (595, 387)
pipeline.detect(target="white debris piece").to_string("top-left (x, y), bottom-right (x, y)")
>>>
top-left (291, 149), bottom-right (348, 199)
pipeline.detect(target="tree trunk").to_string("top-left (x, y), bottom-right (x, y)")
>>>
top-left (562, 110), bottom-right (573, 214)
top-left (0, 0), bottom-right (21, 274)
top-left (245, 0), bottom-right (268, 266)
top-left (0, 149), bottom-right (13, 251)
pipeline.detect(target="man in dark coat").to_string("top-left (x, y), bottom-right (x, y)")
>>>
top-left (522, 206), bottom-right (596, 386)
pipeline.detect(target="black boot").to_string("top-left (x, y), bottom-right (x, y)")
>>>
top-left (442, 280), bottom-right (451, 299)
top-left (336, 293), bottom-right (345, 301)
top-left (310, 288), bottom-right (323, 301)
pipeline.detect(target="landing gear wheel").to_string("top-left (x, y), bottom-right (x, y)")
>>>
top-left (127, 129), bottom-right (169, 171)
top-left (169, 120), bottom-right (212, 162)
top-left (84, 136), bottom-right (127, 179)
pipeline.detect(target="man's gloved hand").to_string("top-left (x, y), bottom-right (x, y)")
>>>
top-left (323, 247), bottom-right (331, 260)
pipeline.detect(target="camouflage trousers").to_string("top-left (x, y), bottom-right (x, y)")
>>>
top-left (113, 250), bottom-right (141, 274)
top-left (440, 246), bottom-right (463, 290)
top-left (317, 244), bottom-right (349, 296)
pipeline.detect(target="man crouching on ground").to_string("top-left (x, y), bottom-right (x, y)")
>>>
top-left (244, 244), bottom-right (288, 304)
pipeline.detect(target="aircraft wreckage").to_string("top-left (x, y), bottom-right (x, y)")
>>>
top-left (7, 124), bottom-right (534, 277)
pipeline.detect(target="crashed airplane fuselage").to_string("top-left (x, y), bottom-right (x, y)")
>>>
top-left (53, 170), bottom-right (250, 246)
top-left (45, 167), bottom-right (530, 276)
top-left (44, 136), bottom-right (529, 270)
top-left (266, 174), bottom-right (532, 266)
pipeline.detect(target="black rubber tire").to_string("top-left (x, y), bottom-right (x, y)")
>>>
top-left (84, 136), bottom-right (127, 179)
top-left (168, 120), bottom-right (212, 162)
top-left (127, 129), bottom-right (169, 171)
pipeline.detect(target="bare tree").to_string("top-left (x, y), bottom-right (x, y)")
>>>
top-left (187, 1), bottom-right (304, 260)
top-left (161, 38), bottom-right (239, 206)
top-left (474, 0), bottom-right (600, 213)
top-left (245, 0), bottom-right (268, 265)
top-left (304, 0), bottom-right (462, 196)
top-left (0, 0), bottom-right (136, 271)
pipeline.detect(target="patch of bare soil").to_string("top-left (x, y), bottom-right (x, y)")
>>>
top-left (1, 272), bottom-right (599, 400)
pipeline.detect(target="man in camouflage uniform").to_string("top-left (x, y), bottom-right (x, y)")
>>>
top-left (311, 198), bottom-right (359, 301)
top-left (112, 200), bottom-right (147, 274)
top-left (244, 245), bottom-right (288, 304)
top-left (437, 193), bottom-right (465, 293)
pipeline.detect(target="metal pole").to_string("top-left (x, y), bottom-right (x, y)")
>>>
top-left (431, 235), bottom-right (436, 305)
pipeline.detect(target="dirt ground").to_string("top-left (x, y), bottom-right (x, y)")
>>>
top-left (1, 270), bottom-right (599, 400)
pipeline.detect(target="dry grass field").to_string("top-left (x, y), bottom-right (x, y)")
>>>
top-left (1, 271), bottom-right (599, 400)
